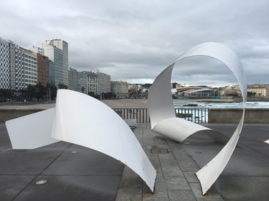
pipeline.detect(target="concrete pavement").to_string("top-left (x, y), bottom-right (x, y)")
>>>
top-left (1, 123), bottom-right (268, 200)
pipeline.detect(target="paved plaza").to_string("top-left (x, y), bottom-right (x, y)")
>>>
top-left (0, 123), bottom-right (268, 200)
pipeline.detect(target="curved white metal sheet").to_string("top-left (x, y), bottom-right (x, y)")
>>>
top-left (148, 42), bottom-right (246, 194)
top-left (52, 90), bottom-right (156, 191)
top-left (5, 108), bottom-right (59, 149)
top-left (5, 90), bottom-right (157, 192)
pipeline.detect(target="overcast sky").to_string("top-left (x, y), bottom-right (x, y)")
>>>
top-left (1, 0), bottom-right (268, 86)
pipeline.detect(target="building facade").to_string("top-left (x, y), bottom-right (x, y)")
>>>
top-left (111, 80), bottom-right (128, 98)
top-left (0, 38), bottom-right (10, 89)
top-left (42, 43), bottom-right (64, 88)
top-left (92, 71), bottom-right (111, 95)
top-left (35, 53), bottom-right (49, 86)
top-left (20, 48), bottom-right (38, 87)
top-left (68, 68), bottom-right (78, 91)
top-left (247, 87), bottom-right (269, 97)
top-left (30, 46), bottom-right (44, 55)
top-left (77, 72), bottom-right (88, 94)
top-left (43, 39), bottom-right (68, 86)
top-left (86, 72), bottom-right (97, 95)
top-left (49, 60), bottom-right (55, 85)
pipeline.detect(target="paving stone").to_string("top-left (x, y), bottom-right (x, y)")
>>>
top-left (0, 176), bottom-right (35, 201)
top-left (15, 175), bottom-right (121, 201)
top-left (184, 172), bottom-right (199, 183)
top-left (143, 183), bottom-right (168, 199)
top-left (122, 166), bottom-right (141, 178)
top-left (119, 175), bottom-right (143, 189)
top-left (143, 198), bottom-right (169, 201)
top-left (190, 183), bottom-right (222, 199)
top-left (196, 199), bottom-right (224, 201)
top-left (116, 189), bottom-right (142, 201)
top-left (162, 166), bottom-right (184, 177)
top-left (156, 170), bottom-right (164, 183)
top-left (167, 189), bottom-right (196, 201)
top-left (164, 177), bottom-right (190, 190)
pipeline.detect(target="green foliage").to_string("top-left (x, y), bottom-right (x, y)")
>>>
top-left (58, 83), bottom-right (68, 89)
top-left (81, 86), bottom-right (85, 93)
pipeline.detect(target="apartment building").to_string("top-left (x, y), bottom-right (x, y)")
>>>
top-left (0, 38), bottom-right (10, 89)
top-left (86, 72), bottom-right (97, 95)
top-left (20, 48), bottom-right (38, 87)
top-left (68, 68), bottom-right (78, 91)
top-left (43, 39), bottom-right (68, 87)
top-left (92, 71), bottom-right (111, 95)
top-left (42, 43), bottom-right (64, 88)
top-left (247, 87), bottom-right (269, 97)
top-left (111, 80), bottom-right (128, 98)
top-left (77, 71), bottom-right (88, 94)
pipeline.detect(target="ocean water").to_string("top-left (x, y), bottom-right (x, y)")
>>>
top-left (173, 101), bottom-right (269, 109)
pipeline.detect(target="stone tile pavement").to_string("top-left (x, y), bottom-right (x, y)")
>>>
top-left (116, 123), bottom-right (224, 201)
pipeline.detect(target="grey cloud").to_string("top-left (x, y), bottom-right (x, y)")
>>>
top-left (1, 0), bottom-right (268, 86)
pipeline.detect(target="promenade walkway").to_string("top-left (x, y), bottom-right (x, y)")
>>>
top-left (0, 123), bottom-right (268, 200)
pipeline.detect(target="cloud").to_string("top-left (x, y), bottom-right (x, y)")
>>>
top-left (1, 0), bottom-right (268, 86)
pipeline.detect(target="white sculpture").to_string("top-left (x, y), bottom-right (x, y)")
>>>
top-left (6, 90), bottom-right (157, 192)
top-left (148, 42), bottom-right (246, 194)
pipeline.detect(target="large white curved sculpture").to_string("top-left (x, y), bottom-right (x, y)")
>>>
top-left (148, 42), bottom-right (246, 194)
top-left (6, 90), bottom-right (157, 192)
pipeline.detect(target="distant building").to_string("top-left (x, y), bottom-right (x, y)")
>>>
top-left (45, 39), bottom-right (68, 86)
top-left (0, 38), bottom-right (10, 89)
top-left (247, 87), bottom-right (269, 97)
top-left (42, 43), bottom-right (64, 88)
top-left (188, 88), bottom-right (216, 99)
top-left (49, 60), bottom-right (55, 85)
top-left (43, 39), bottom-right (68, 87)
top-left (77, 71), bottom-right (88, 94)
top-left (86, 72), bottom-right (98, 95)
top-left (36, 53), bottom-right (49, 87)
top-left (30, 46), bottom-right (44, 55)
top-left (92, 71), bottom-right (111, 95)
top-left (20, 47), bottom-right (38, 88)
top-left (111, 80), bottom-right (128, 98)
top-left (68, 68), bottom-right (78, 91)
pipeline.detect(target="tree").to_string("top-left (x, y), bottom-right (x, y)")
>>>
top-left (81, 86), bottom-right (85, 93)
top-left (58, 83), bottom-right (68, 89)
top-left (35, 83), bottom-right (47, 101)
top-left (258, 93), bottom-right (262, 97)
top-left (26, 85), bottom-right (36, 100)
top-left (50, 85), bottom-right (57, 100)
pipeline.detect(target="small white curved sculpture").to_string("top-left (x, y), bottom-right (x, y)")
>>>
top-left (6, 90), bottom-right (157, 192)
top-left (148, 42), bottom-right (246, 194)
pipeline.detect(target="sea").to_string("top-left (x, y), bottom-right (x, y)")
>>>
top-left (173, 101), bottom-right (269, 123)
top-left (173, 101), bottom-right (269, 109)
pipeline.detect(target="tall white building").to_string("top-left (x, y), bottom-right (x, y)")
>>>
top-left (20, 48), bottom-right (38, 87)
top-left (30, 46), bottom-right (44, 55)
top-left (43, 39), bottom-right (68, 87)
top-left (42, 42), bottom-right (64, 88)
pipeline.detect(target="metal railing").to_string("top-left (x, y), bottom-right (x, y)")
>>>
top-left (113, 108), bottom-right (208, 123)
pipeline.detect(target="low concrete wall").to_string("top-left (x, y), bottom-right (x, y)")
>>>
top-left (208, 108), bottom-right (269, 123)
top-left (1, 108), bottom-right (269, 124)
top-left (0, 109), bottom-right (44, 123)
